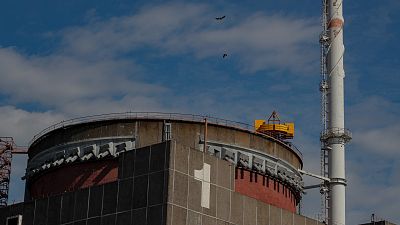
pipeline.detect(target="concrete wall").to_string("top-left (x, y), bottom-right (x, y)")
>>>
top-left (235, 168), bottom-right (298, 213)
top-left (166, 141), bottom-right (318, 225)
top-left (29, 120), bottom-right (137, 158)
top-left (29, 119), bottom-right (302, 169)
top-left (3, 141), bottom-right (318, 225)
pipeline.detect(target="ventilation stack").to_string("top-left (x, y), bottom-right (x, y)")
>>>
top-left (320, 0), bottom-right (352, 225)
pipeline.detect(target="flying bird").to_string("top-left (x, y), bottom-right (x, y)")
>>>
top-left (215, 15), bottom-right (226, 20)
top-left (222, 53), bottom-right (228, 58)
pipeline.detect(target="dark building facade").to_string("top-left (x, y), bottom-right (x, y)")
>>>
top-left (1, 142), bottom-right (170, 225)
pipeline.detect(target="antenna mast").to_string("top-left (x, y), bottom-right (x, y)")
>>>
top-left (319, 0), bottom-right (329, 221)
top-left (320, 1), bottom-right (351, 225)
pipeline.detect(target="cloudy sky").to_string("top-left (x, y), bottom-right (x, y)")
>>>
top-left (1, 0), bottom-right (399, 224)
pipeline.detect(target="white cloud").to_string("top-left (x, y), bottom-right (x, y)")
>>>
top-left (344, 97), bottom-right (400, 224)
top-left (352, 124), bottom-right (400, 157)
top-left (59, 2), bottom-right (319, 73)
top-left (58, 95), bottom-right (165, 116)
top-left (348, 96), bottom-right (400, 158)
top-left (0, 106), bottom-right (65, 203)
top-left (0, 2), bottom-right (320, 118)
top-left (346, 160), bottom-right (400, 224)
top-left (348, 96), bottom-right (399, 129)
top-left (59, 3), bottom-right (212, 58)
top-left (0, 106), bottom-right (65, 145)
top-left (0, 47), bottom-right (166, 109)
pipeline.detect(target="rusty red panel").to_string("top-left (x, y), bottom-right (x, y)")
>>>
top-left (234, 168), bottom-right (297, 213)
top-left (29, 159), bottom-right (118, 199)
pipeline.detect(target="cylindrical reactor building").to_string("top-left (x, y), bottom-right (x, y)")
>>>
top-left (25, 113), bottom-right (304, 213)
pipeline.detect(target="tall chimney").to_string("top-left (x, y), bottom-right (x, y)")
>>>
top-left (325, 0), bottom-right (351, 225)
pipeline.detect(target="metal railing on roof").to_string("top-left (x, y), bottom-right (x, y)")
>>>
top-left (28, 112), bottom-right (303, 159)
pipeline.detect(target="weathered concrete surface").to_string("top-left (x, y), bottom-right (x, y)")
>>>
top-left (235, 168), bottom-right (298, 213)
top-left (166, 141), bottom-right (318, 225)
top-left (29, 119), bottom-right (302, 169)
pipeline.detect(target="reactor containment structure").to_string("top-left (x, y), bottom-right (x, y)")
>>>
top-left (0, 112), bottom-right (327, 225)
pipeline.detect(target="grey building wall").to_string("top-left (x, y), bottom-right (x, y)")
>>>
top-left (166, 141), bottom-right (320, 225)
top-left (28, 120), bottom-right (302, 169)
top-left (2, 140), bottom-right (318, 225)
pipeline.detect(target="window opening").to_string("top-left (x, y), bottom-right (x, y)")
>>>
top-left (163, 122), bottom-right (172, 141)
top-left (6, 215), bottom-right (22, 225)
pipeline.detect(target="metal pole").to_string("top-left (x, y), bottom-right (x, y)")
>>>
top-left (204, 118), bottom-right (208, 152)
top-left (326, 1), bottom-right (350, 225)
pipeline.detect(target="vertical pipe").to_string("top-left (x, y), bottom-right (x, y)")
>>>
top-left (326, 1), bottom-right (348, 225)
top-left (204, 118), bottom-right (208, 152)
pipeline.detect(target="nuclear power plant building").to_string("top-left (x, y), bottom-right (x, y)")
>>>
top-left (0, 113), bottom-right (325, 225)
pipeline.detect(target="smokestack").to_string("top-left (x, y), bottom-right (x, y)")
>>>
top-left (325, 0), bottom-right (351, 225)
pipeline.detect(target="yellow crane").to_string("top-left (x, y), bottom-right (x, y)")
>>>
top-left (254, 111), bottom-right (294, 140)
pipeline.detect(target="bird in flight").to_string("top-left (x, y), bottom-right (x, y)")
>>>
top-left (216, 16), bottom-right (227, 59)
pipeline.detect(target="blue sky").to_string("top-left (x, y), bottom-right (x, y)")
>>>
top-left (1, 0), bottom-right (399, 224)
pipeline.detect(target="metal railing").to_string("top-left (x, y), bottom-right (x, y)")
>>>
top-left (320, 127), bottom-right (352, 142)
top-left (29, 112), bottom-right (303, 159)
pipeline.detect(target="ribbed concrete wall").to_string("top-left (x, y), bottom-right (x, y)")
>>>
top-left (28, 119), bottom-right (302, 168)
top-left (28, 120), bottom-right (138, 158)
